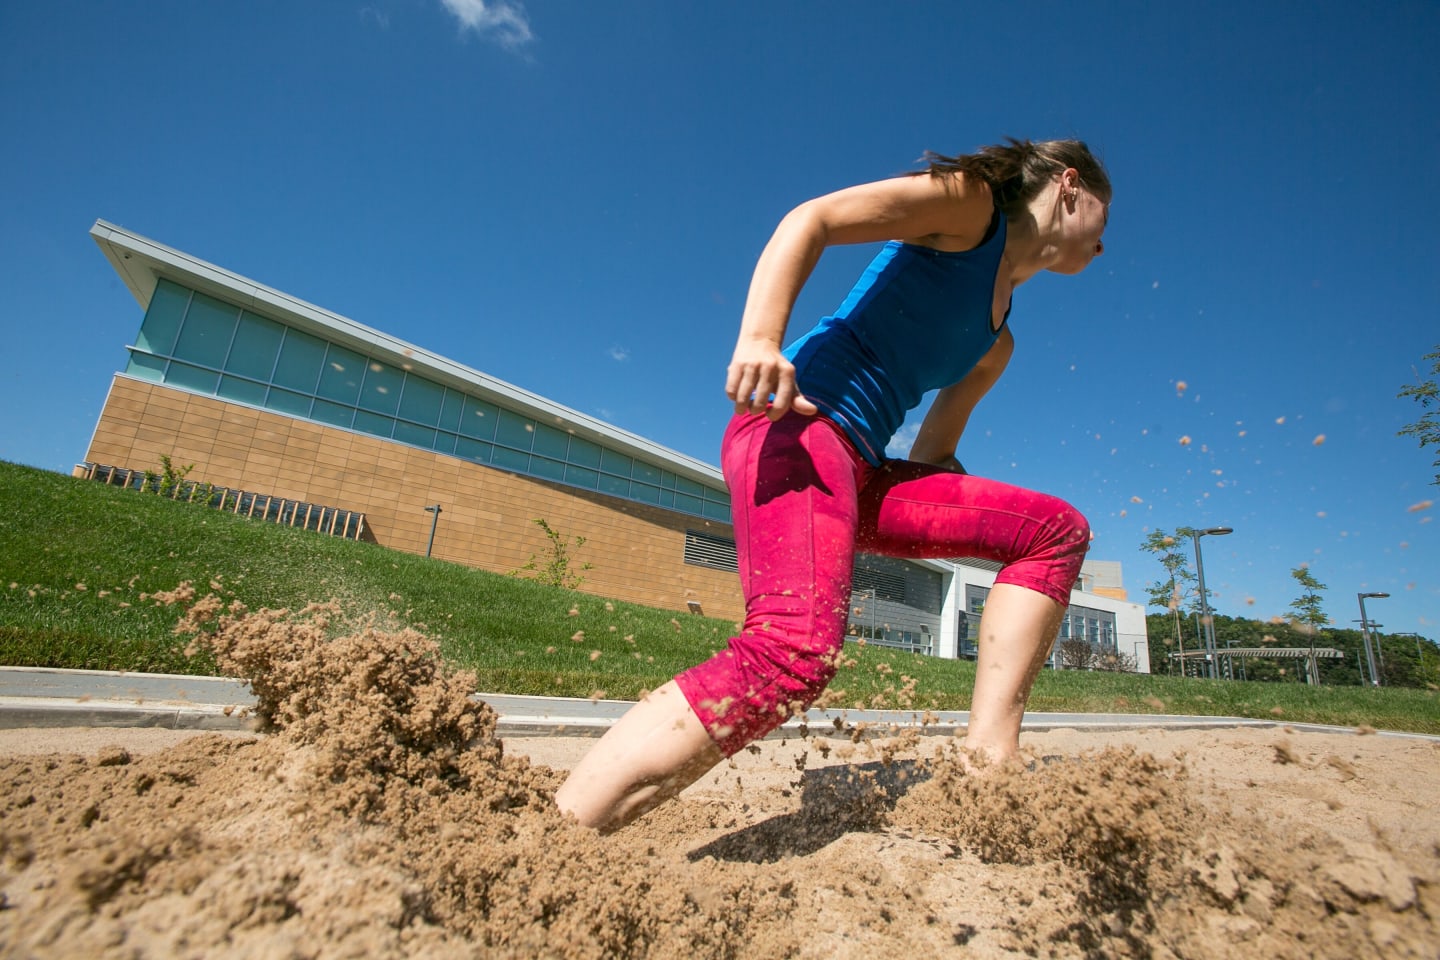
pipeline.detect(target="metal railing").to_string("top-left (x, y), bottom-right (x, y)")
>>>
top-left (82, 463), bottom-right (367, 541)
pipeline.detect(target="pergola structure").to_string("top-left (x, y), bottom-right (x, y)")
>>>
top-left (1169, 647), bottom-right (1344, 683)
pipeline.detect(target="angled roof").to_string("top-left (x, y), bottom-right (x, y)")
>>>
top-left (90, 219), bottom-right (725, 489)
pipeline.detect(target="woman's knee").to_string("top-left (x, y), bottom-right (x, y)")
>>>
top-left (1047, 499), bottom-right (1090, 557)
top-left (733, 618), bottom-right (845, 701)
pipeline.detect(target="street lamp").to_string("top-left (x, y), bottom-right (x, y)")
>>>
top-left (423, 504), bottom-right (443, 558)
top-left (1190, 526), bottom-right (1232, 680)
top-left (1357, 592), bottom-right (1389, 687)
top-left (1394, 632), bottom-right (1425, 661)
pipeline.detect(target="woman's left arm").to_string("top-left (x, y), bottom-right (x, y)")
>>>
top-left (907, 328), bottom-right (1014, 470)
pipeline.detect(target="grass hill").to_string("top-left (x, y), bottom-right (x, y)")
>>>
top-left (1, 460), bottom-right (1435, 733)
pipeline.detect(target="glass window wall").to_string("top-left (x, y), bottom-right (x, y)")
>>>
top-left (317, 344), bottom-right (366, 405)
top-left (125, 279), bottom-right (730, 522)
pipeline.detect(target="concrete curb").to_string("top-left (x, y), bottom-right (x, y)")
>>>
top-left (3, 667), bottom-right (1435, 742)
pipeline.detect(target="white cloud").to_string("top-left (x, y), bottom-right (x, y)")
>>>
top-left (885, 423), bottom-right (920, 459)
top-left (438, 0), bottom-right (533, 47)
top-left (607, 345), bottom-right (630, 362)
top-left (360, 5), bottom-right (390, 29)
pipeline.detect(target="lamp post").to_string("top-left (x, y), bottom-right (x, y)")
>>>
top-left (1190, 526), bottom-right (1232, 680)
top-left (1357, 592), bottom-right (1389, 687)
top-left (1394, 632), bottom-right (1425, 664)
top-left (423, 504), bottom-right (443, 558)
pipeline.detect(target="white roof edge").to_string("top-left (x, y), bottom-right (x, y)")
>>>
top-left (89, 220), bottom-right (724, 487)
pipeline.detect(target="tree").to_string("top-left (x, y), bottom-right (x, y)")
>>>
top-left (1058, 639), bottom-right (1098, 671)
top-left (1093, 648), bottom-right (1138, 673)
top-left (1288, 565), bottom-right (1329, 685)
top-left (1398, 346), bottom-right (1440, 487)
top-left (510, 518), bottom-right (593, 589)
top-left (1140, 528), bottom-right (1197, 675)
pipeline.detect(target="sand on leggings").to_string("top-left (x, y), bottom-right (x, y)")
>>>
top-left (2, 587), bottom-right (1437, 958)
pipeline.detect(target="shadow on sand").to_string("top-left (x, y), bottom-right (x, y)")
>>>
top-left (688, 759), bottom-right (931, 864)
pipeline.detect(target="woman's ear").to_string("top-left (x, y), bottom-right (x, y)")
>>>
top-left (1057, 167), bottom-right (1081, 207)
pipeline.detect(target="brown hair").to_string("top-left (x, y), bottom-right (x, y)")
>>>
top-left (921, 138), bottom-right (1111, 217)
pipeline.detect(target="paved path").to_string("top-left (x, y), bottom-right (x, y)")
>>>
top-left (3, 666), bottom-right (1430, 741)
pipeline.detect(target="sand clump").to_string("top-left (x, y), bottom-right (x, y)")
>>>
top-left (1, 591), bottom-right (798, 958)
top-left (1, 585), bottom-right (1438, 958)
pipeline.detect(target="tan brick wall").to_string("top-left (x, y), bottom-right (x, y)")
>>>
top-left (86, 376), bottom-right (744, 623)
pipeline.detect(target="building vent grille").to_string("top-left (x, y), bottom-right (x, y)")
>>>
top-left (683, 530), bottom-right (738, 572)
top-left (852, 563), bottom-right (907, 603)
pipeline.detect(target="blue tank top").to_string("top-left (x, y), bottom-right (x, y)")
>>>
top-left (782, 209), bottom-right (1009, 465)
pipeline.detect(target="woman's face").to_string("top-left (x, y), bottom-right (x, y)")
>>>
top-left (1050, 186), bottom-right (1109, 275)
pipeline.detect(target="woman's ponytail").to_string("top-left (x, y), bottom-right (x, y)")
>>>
top-left (921, 138), bottom-right (1110, 216)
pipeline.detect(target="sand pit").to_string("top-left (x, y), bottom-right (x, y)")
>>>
top-left (2, 594), bottom-right (1438, 958)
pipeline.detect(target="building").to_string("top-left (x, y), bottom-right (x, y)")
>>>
top-left (81, 220), bottom-right (1148, 671)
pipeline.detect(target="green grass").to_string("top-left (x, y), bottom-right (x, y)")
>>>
top-left (2, 459), bottom-right (1437, 734)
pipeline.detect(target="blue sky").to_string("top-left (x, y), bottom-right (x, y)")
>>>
top-left (2, 1), bottom-right (1437, 641)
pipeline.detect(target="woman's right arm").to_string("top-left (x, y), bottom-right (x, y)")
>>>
top-left (907, 327), bottom-right (1015, 468)
top-left (726, 172), bottom-right (996, 420)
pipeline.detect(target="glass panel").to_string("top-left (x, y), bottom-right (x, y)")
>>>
top-left (317, 344), bottom-right (366, 404)
top-left (272, 328), bottom-right (328, 393)
top-left (564, 464), bottom-right (599, 488)
top-left (599, 474), bottom-right (630, 497)
top-left (703, 486), bottom-right (730, 504)
top-left (397, 375), bottom-right (444, 427)
top-left (225, 312), bottom-right (284, 380)
top-left (456, 437), bottom-right (492, 462)
top-left (532, 423), bottom-right (569, 459)
top-left (634, 462), bottom-right (662, 485)
top-left (600, 449), bottom-right (632, 477)
top-left (353, 410), bottom-right (394, 437)
top-left (491, 446), bottom-right (529, 472)
top-left (439, 388), bottom-right (464, 432)
top-left (136, 279), bottom-right (189, 355)
top-left (434, 431), bottom-right (458, 456)
top-left (173, 291), bottom-right (239, 369)
top-left (460, 396), bottom-right (498, 440)
top-left (659, 488), bottom-right (675, 508)
top-left (495, 410), bottom-right (535, 450)
top-left (630, 482), bottom-right (660, 504)
top-left (264, 388), bottom-right (312, 417)
top-left (675, 475), bottom-right (705, 496)
top-left (125, 352), bottom-right (166, 381)
top-left (674, 492), bottom-right (703, 514)
top-left (568, 436), bottom-right (602, 468)
top-left (530, 456), bottom-right (565, 481)
top-left (217, 375), bottom-right (267, 406)
top-left (702, 501), bottom-right (732, 522)
top-left (311, 399), bottom-right (355, 429)
top-left (661, 470), bottom-right (677, 489)
top-left (359, 359), bottom-right (403, 415)
top-left (393, 421), bottom-right (437, 448)
top-left (165, 362), bottom-right (219, 394)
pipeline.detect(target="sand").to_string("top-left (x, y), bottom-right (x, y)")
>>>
top-left (2, 592), bottom-right (1437, 958)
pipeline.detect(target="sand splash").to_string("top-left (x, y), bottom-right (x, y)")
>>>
top-left (2, 586), bottom-right (1437, 958)
top-left (1, 591), bottom-right (798, 958)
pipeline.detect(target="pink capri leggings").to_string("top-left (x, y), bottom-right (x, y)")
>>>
top-left (675, 411), bottom-right (1090, 756)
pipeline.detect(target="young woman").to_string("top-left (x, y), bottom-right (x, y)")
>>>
top-left (555, 138), bottom-right (1111, 832)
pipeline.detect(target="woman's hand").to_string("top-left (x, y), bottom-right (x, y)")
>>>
top-left (726, 339), bottom-right (818, 420)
